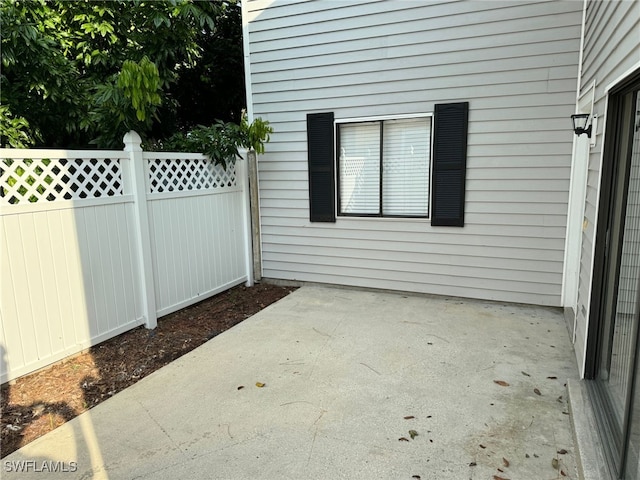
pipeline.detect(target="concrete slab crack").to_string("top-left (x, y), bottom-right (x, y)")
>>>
top-left (137, 400), bottom-right (185, 456)
top-left (306, 408), bottom-right (327, 466)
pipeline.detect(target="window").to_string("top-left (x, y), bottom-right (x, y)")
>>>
top-left (337, 117), bottom-right (431, 217)
top-left (307, 103), bottom-right (467, 226)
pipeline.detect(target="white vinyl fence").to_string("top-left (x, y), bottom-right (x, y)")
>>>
top-left (0, 131), bottom-right (253, 383)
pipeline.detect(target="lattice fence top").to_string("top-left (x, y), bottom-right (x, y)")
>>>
top-left (147, 156), bottom-right (237, 193)
top-left (1, 157), bottom-right (124, 204)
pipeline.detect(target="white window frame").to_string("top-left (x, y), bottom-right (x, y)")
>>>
top-left (335, 113), bottom-right (433, 218)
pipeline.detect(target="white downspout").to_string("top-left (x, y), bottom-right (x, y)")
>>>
top-left (561, 0), bottom-right (588, 344)
top-left (572, 0), bottom-right (588, 345)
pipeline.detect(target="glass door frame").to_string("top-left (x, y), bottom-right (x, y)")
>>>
top-left (585, 68), bottom-right (640, 479)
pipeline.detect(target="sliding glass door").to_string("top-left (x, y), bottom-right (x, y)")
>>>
top-left (621, 81), bottom-right (640, 480)
top-left (589, 74), bottom-right (640, 479)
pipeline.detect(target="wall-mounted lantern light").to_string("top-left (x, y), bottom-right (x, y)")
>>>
top-left (571, 113), bottom-right (592, 138)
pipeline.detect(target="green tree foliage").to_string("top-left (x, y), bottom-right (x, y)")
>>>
top-left (170, 1), bottom-right (244, 130)
top-left (149, 112), bottom-right (272, 167)
top-left (0, 0), bottom-right (246, 148)
top-left (0, 106), bottom-right (36, 148)
top-left (90, 57), bottom-right (163, 147)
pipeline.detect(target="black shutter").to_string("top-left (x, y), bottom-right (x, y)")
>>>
top-left (307, 112), bottom-right (336, 222)
top-left (431, 102), bottom-right (469, 227)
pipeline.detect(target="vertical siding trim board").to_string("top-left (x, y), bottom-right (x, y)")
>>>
top-left (307, 112), bottom-right (336, 222)
top-left (431, 102), bottom-right (469, 227)
top-left (242, 0), bottom-right (255, 121)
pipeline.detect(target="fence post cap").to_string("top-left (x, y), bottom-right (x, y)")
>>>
top-left (123, 131), bottom-right (142, 152)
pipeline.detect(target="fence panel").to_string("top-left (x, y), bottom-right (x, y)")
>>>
top-left (0, 150), bottom-right (144, 383)
top-left (0, 138), bottom-right (250, 383)
top-left (144, 152), bottom-right (247, 317)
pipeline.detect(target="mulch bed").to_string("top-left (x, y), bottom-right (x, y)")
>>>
top-left (0, 283), bottom-right (296, 458)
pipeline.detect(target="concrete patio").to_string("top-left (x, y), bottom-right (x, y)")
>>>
top-left (3, 286), bottom-right (581, 479)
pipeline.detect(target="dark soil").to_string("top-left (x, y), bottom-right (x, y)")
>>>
top-left (0, 283), bottom-right (296, 458)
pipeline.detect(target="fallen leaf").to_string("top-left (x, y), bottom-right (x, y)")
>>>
top-left (480, 444), bottom-right (487, 449)
top-left (469, 462), bottom-right (477, 467)
top-left (404, 415), bottom-right (415, 420)
top-left (503, 457), bottom-right (510, 467)
top-left (494, 380), bottom-right (510, 387)
top-left (493, 476), bottom-right (510, 480)
top-left (534, 388), bottom-right (541, 395)
top-left (409, 429), bottom-right (418, 439)
top-left (497, 468), bottom-right (504, 472)
top-left (547, 376), bottom-right (558, 379)
top-left (255, 382), bottom-right (265, 388)
top-left (521, 371), bottom-right (531, 376)
top-left (551, 458), bottom-right (560, 470)
top-left (399, 437), bottom-right (409, 442)
top-left (237, 386), bottom-right (244, 390)
top-left (557, 449), bottom-right (568, 455)
top-left (561, 469), bottom-right (567, 476)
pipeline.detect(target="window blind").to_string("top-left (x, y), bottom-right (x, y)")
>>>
top-left (339, 122), bottom-right (380, 214)
top-left (382, 118), bottom-right (430, 216)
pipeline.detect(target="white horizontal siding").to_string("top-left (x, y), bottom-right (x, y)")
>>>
top-left (261, 269), bottom-right (560, 306)
top-left (248, 1), bottom-right (579, 52)
top-left (259, 165), bottom-right (570, 182)
top-left (572, 0), bottom-right (640, 374)
top-left (246, 0), bottom-right (582, 305)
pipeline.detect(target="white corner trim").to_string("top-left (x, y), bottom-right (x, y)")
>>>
top-left (241, 1), bottom-right (254, 122)
top-left (574, 0), bottom-right (588, 107)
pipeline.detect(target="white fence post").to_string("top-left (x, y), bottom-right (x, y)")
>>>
top-left (238, 152), bottom-right (255, 287)
top-left (123, 131), bottom-right (158, 329)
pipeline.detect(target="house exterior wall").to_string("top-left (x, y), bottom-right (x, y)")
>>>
top-left (244, 0), bottom-right (582, 306)
top-left (571, 0), bottom-right (640, 374)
